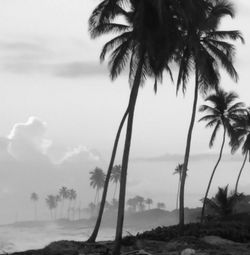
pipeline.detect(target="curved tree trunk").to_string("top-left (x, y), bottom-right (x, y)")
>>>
top-left (200, 126), bottom-right (226, 223)
top-left (112, 59), bottom-right (143, 255)
top-left (86, 108), bottom-right (129, 243)
top-left (179, 68), bottom-right (199, 231)
top-left (235, 152), bottom-right (247, 194)
top-left (176, 176), bottom-right (181, 210)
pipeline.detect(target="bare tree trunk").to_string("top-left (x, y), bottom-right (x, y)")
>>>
top-left (112, 59), bottom-right (143, 255)
top-left (235, 152), bottom-right (247, 194)
top-left (86, 107), bottom-right (129, 243)
top-left (201, 126), bottom-right (226, 223)
top-left (113, 182), bottom-right (118, 199)
top-left (179, 68), bottom-right (199, 231)
top-left (176, 176), bottom-right (181, 210)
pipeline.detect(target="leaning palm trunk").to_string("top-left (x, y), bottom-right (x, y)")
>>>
top-left (112, 60), bottom-right (143, 255)
top-left (235, 152), bottom-right (248, 194)
top-left (201, 126), bottom-right (226, 223)
top-left (176, 176), bottom-right (181, 210)
top-left (179, 68), bottom-right (199, 230)
top-left (87, 106), bottom-right (129, 243)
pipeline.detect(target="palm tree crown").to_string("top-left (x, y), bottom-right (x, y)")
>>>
top-left (199, 89), bottom-right (245, 147)
top-left (89, 167), bottom-right (106, 190)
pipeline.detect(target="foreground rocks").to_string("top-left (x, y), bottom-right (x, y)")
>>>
top-left (10, 236), bottom-right (250, 255)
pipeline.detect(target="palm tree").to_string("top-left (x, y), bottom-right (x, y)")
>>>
top-left (199, 89), bottom-right (245, 222)
top-left (157, 202), bottom-right (166, 210)
top-left (231, 108), bottom-right (250, 194)
top-left (173, 163), bottom-right (183, 210)
top-left (30, 192), bottom-right (39, 221)
top-left (145, 198), bottom-right (153, 210)
top-left (45, 195), bottom-right (58, 220)
top-left (59, 186), bottom-right (68, 218)
top-left (110, 165), bottom-right (121, 199)
top-left (177, 0), bottom-right (244, 229)
top-left (90, 167), bottom-right (105, 204)
top-left (204, 185), bottom-right (245, 219)
top-left (88, 1), bottom-right (180, 250)
top-left (68, 189), bottom-right (77, 220)
top-left (134, 196), bottom-right (145, 212)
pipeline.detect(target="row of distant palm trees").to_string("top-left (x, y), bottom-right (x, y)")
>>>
top-left (86, 0), bottom-right (245, 253)
top-left (30, 187), bottom-right (77, 220)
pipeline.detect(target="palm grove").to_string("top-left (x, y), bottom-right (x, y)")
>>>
top-left (86, 0), bottom-right (247, 254)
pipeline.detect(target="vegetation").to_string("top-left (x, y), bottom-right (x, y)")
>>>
top-left (199, 89), bottom-right (245, 222)
top-left (204, 185), bottom-right (245, 219)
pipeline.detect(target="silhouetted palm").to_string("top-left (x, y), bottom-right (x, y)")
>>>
top-left (90, 167), bottom-right (105, 204)
top-left (204, 185), bottom-right (244, 219)
top-left (59, 186), bottom-right (69, 218)
top-left (173, 163), bottom-right (183, 210)
top-left (231, 108), bottom-right (250, 194)
top-left (145, 198), bottom-right (153, 210)
top-left (68, 189), bottom-right (77, 220)
top-left (45, 195), bottom-right (57, 220)
top-left (88, 1), bottom-right (180, 250)
top-left (30, 192), bottom-right (39, 221)
top-left (177, 0), bottom-right (244, 228)
top-left (199, 89), bottom-right (245, 222)
top-left (157, 202), bottom-right (166, 210)
top-left (110, 165), bottom-right (121, 199)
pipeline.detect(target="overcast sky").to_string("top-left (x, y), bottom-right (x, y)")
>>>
top-left (0, 0), bottom-right (250, 224)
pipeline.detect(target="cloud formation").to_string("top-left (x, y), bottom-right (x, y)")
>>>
top-left (0, 39), bottom-right (107, 78)
top-left (8, 116), bottom-right (52, 162)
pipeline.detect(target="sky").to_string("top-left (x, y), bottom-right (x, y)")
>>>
top-left (0, 0), bottom-right (250, 224)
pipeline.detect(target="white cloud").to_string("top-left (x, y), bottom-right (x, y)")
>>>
top-left (59, 145), bottom-right (101, 165)
top-left (7, 116), bottom-right (52, 162)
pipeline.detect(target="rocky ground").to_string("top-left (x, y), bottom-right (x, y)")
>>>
top-left (8, 235), bottom-right (250, 255)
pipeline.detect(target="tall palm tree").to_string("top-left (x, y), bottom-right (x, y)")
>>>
top-left (231, 108), bottom-right (250, 194)
top-left (177, 0), bottom-right (244, 229)
top-left (89, 167), bottom-right (105, 204)
top-left (110, 165), bottom-right (121, 199)
top-left (173, 163), bottom-right (183, 210)
top-left (199, 89), bottom-right (245, 222)
top-left (30, 192), bottom-right (39, 221)
top-left (88, 1), bottom-right (180, 251)
top-left (204, 185), bottom-right (245, 219)
top-left (59, 186), bottom-right (68, 218)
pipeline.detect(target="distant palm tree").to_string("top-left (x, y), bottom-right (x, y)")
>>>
top-left (145, 198), bottom-right (153, 210)
top-left (110, 165), bottom-right (121, 199)
top-left (59, 186), bottom-right (68, 218)
top-left (173, 164), bottom-right (183, 210)
top-left (204, 185), bottom-right (245, 219)
top-left (157, 202), bottom-right (166, 210)
top-left (30, 192), bottom-right (39, 221)
top-left (177, 0), bottom-right (244, 229)
top-left (199, 89), bottom-right (245, 222)
top-left (127, 198), bottom-right (137, 213)
top-left (90, 167), bottom-right (105, 204)
top-left (45, 195), bottom-right (57, 220)
top-left (134, 196), bottom-right (145, 212)
top-left (231, 108), bottom-right (250, 194)
top-left (68, 189), bottom-right (77, 220)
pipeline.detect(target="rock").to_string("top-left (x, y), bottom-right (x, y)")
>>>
top-left (201, 236), bottom-right (237, 245)
top-left (181, 248), bottom-right (196, 255)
